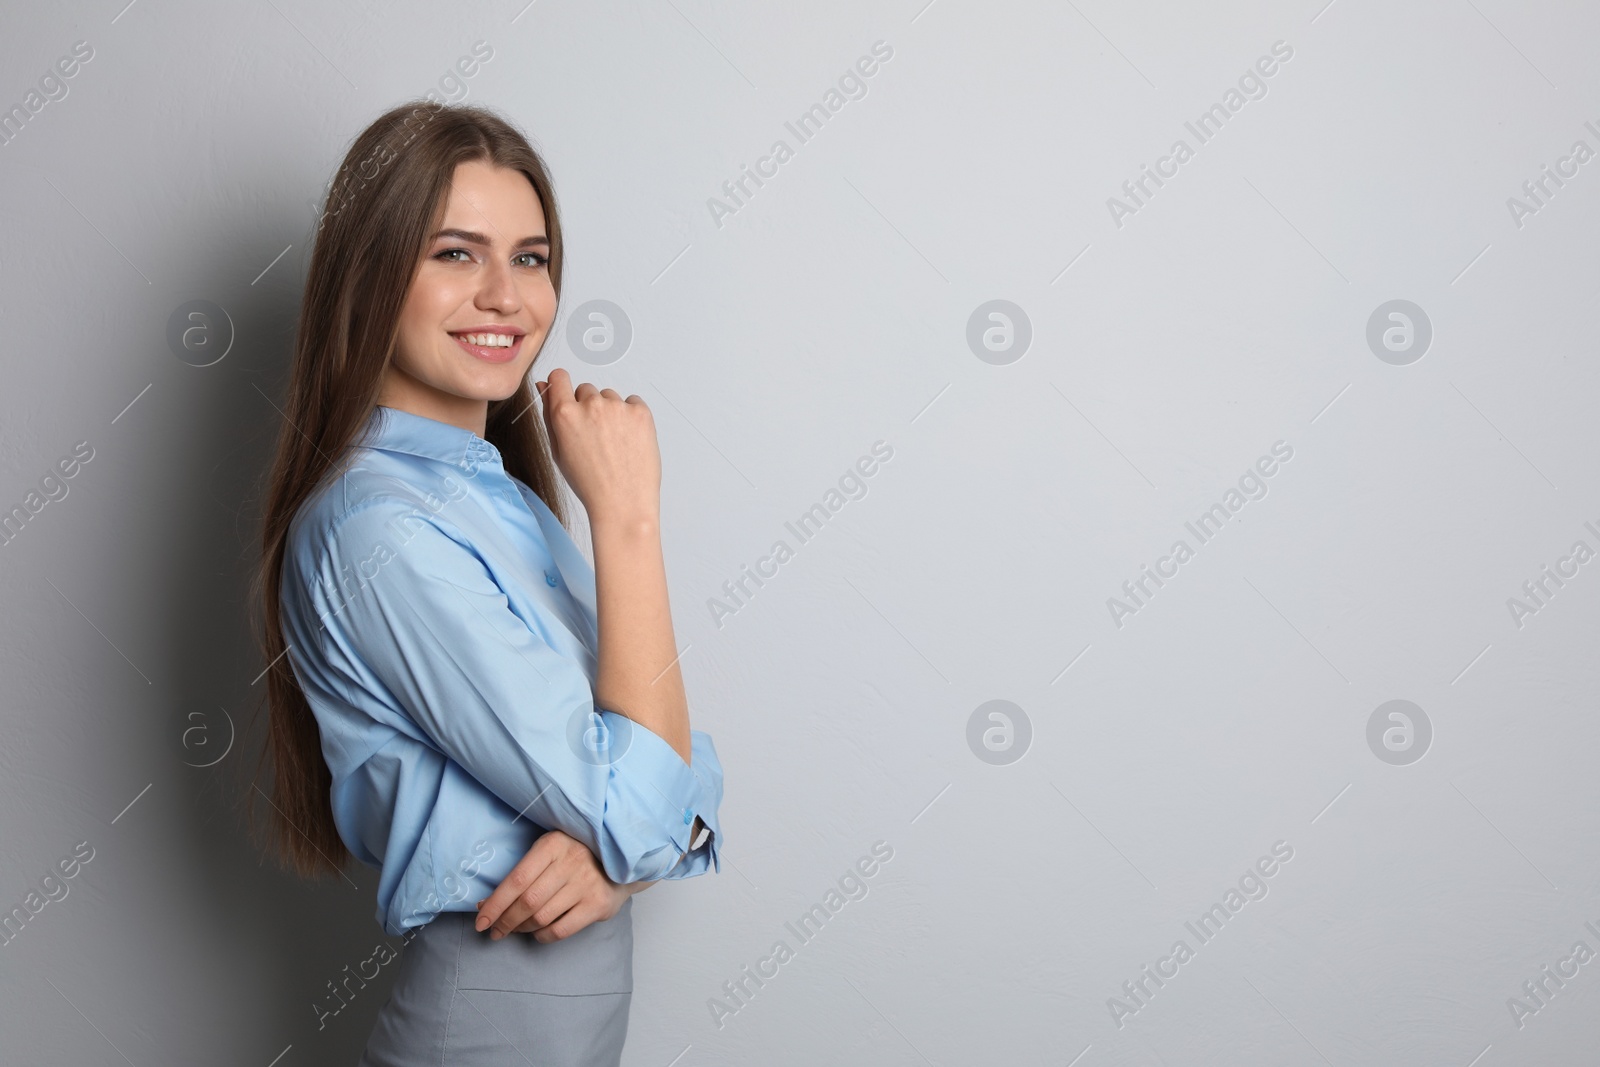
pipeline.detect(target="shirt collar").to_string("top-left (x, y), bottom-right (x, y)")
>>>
top-left (360, 405), bottom-right (503, 474)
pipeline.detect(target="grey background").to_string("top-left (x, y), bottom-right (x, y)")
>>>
top-left (1, 0), bottom-right (1596, 1064)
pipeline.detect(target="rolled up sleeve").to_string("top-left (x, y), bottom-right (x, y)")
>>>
top-left (593, 712), bottom-right (724, 880)
top-left (309, 498), bottom-right (725, 885)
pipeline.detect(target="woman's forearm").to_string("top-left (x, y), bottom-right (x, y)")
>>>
top-left (590, 513), bottom-right (692, 763)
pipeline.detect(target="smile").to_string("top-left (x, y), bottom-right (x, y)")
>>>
top-left (450, 330), bottom-right (523, 364)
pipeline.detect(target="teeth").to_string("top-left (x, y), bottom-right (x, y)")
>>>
top-left (458, 332), bottom-right (515, 347)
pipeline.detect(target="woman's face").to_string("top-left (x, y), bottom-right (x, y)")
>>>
top-left (381, 159), bottom-right (557, 433)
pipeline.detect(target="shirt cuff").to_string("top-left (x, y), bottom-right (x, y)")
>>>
top-left (598, 711), bottom-right (724, 881)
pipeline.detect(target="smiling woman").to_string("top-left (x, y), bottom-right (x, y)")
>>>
top-left (377, 160), bottom-right (558, 432)
top-left (250, 102), bottom-right (726, 1067)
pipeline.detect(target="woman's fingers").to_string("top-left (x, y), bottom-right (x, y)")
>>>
top-left (479, 830), bottom-right (611, 939)
top-left (473, 829), bottom-right (624, 943)
top-left (537, 369), bottom-right (625, 413)
top-left (526, 365), bottom-right (662, 521)
top-left (534, 374), bottom-right (569, 464)
top-left (517, 880), bottom-right (586, 937)
top-left (474, 838), bottom-right (558, 935)
top-left (531, 898), bottom-right (602, 943)
top-left (487, 855), bottom-right (576, 938)
top-left (538, 368), bottom-right (579, 421)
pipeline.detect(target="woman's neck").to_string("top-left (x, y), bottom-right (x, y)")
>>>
top-left (375, 368), bottom-right (490, 437)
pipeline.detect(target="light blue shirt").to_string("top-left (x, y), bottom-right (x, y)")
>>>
top-left (279, 404), bottom-right (724, 937)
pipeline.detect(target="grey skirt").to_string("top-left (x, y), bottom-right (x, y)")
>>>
top-left (357, 896), bottom-right (634, 1067)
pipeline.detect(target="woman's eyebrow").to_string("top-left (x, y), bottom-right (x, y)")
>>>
top-left (430, 228), bottom-right (549, 250)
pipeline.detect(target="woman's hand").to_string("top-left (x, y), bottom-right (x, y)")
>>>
top-left (534, 367), bottom-right (661, 527)
top-left (474, 829), bottom-right (639, 943)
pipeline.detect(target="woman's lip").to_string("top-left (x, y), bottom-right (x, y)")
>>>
top-left (452, 333), bottom-right (522, 363)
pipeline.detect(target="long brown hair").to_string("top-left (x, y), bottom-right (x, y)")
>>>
top-left (249, 100), bottom-right (569, 879)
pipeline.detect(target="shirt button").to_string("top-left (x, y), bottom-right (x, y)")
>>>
top-left (545, 571), bottom-right (558, 587)
top-left (683, 808), bottom-right (693, 824)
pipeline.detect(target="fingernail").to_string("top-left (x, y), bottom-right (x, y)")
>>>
top-left (475, 917), bottom-right (488, 931)
top-left (490, 930), bottom-right (502, 941)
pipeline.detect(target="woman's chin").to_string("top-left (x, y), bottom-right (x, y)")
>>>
top-left (451, 371), bottom-right (529, 404)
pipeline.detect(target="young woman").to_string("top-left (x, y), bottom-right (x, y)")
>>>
top-left (251, 100), bottom-right (725, 1066)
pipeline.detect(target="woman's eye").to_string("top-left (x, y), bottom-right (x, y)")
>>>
top-left (434, 248), bottom-right (546, 267)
